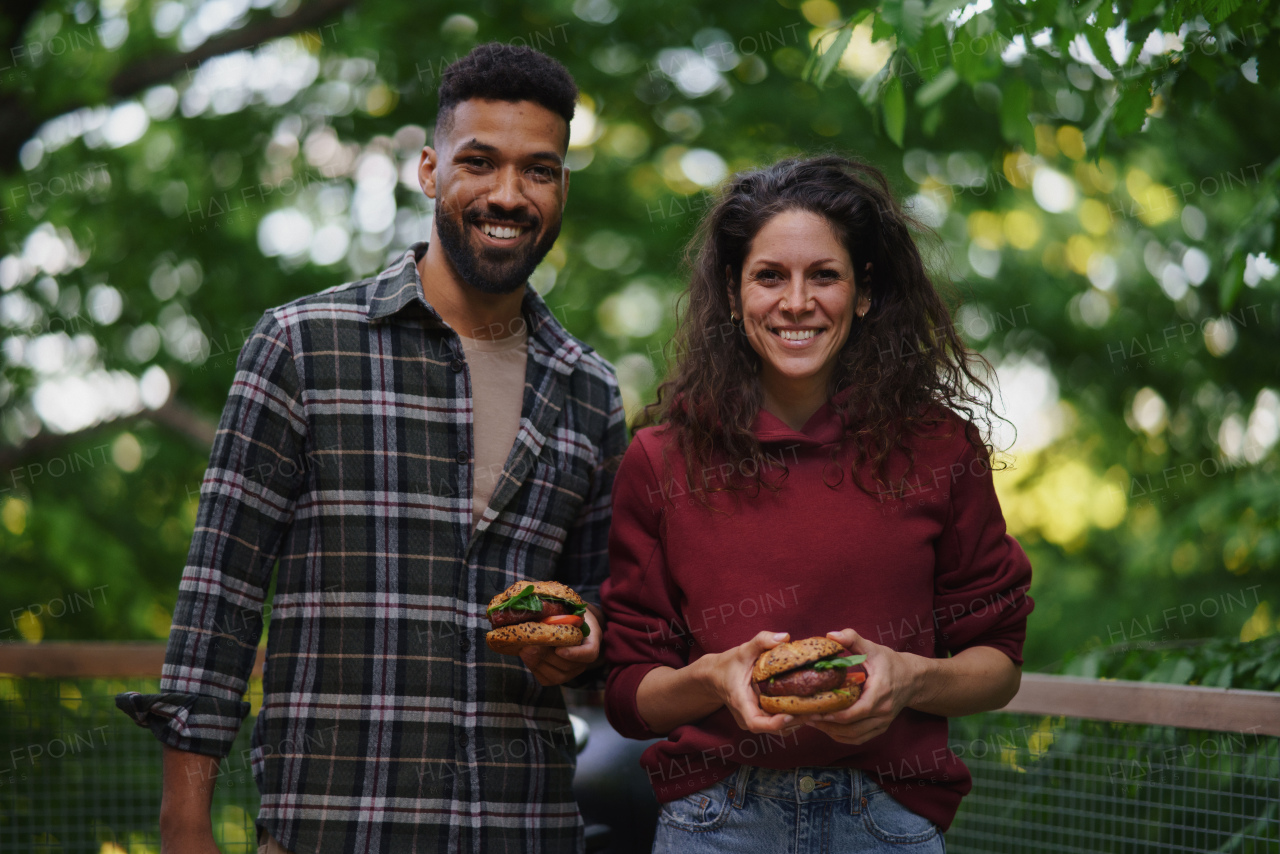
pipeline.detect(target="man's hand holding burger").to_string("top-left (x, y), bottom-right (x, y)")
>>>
top-left (484, 580), bottom-right (604, 686)
top-left (518, 605), bottom-right (603, 686)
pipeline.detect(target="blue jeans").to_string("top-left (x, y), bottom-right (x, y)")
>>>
top-left (652, 766), bottom-right (946, 854)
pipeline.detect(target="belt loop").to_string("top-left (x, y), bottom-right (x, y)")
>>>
top-left (850, 768), bottom-right (861, 816)
top-left (731, 764), bottom-right (751, 808)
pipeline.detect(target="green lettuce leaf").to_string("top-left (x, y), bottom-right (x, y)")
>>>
top-left (487, 585), bottom-right (589, 629)
top-left (812, 654), bottom-right (868, 670)
top-left (487, 584), bottom-right (542, 614)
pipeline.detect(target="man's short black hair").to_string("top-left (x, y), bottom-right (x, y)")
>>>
top-left (436, 43), bottom-right (578, 148)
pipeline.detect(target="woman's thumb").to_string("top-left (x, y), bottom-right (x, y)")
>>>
top-left (754, 630), bottom-right (789, 650)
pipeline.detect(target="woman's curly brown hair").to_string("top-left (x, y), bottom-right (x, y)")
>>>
top-left (636, 154), bottom-right (1006, 501)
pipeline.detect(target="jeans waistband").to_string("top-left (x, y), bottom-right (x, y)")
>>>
top-left (730, 766), bottom-right (880, 806)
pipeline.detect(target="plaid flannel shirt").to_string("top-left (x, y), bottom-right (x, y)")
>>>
top-left (117, 242), bottom-right (628, 854)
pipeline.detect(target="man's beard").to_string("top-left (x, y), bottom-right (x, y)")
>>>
top-left (434, 203), bottom-right (560, 295)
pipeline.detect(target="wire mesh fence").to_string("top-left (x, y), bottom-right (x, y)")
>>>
top-left (946, 711), bottom-right (1280, 853)
top-left (1, 676), bottom-right (1277, 852)
top-left (0, 677), bottom-right (260, 853)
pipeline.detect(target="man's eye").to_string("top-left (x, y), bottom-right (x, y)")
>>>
top-left (464, 158), bottom-right (490, 168)
top-left (529, 165), bottom-right (554, 179)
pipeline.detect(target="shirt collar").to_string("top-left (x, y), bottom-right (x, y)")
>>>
top-left (367, 242), bottom-right (439, 324)
top-left (368, 241), bottom-right (582, 372)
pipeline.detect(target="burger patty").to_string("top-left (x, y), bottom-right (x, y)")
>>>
top-left (759, 666), bottom-right (844, 697)
top-left (487, 599), bottom-right (573, 628)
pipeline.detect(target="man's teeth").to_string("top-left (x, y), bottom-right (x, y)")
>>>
top-left (480, 223), bottom-right (525, 239)
top-left (777, 329), bottom-right (817, 341)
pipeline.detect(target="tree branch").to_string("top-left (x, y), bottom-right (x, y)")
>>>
top-left (0, 398), bottom-right (217, 478)
top-left (0, 0), bottom-right (358, 171)
top-left (108, 0), bottom-right (357, 98)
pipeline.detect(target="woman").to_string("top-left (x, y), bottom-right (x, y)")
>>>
top-left (601, 155), bottom-right (1033, 853)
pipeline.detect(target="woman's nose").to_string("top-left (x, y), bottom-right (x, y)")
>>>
top-left (781, 275), bottom-right (810, 312)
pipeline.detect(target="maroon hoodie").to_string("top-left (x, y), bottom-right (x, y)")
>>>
top-left (601, 400), bottom-right (1033, 831)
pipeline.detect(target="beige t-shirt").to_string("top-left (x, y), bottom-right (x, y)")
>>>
top-left (458, 329), bottom-right (528, 529)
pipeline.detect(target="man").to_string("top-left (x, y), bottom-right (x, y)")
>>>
top-left (117, 43), bottom-right (627, 854)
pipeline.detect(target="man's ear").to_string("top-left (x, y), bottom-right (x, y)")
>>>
top-left (561, 166), bottom-right (571, 208)
top-left (418, 146), bottom-right (439, 199)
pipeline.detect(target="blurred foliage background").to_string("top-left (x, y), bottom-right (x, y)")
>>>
top-left (1, 0), bottom-right (1277, 678)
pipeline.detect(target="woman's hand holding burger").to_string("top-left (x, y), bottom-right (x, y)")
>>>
top-left (705, 631), bottom-right (802, 735)
top-left (800, 628), bottom-right (925, 745)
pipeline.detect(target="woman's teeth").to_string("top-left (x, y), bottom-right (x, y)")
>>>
top-left (480, 223), bottom-right (525, 239)
top-left (777, 329), bottom-right (817, 341)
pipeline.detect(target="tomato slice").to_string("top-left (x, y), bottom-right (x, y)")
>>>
top-left (541, 615), bottom-right (584, 627)
top-left (846, 671), bottom-right (867, 686)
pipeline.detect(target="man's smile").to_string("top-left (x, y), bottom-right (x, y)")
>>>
top-left (472, 217), bottom-right (534, 246)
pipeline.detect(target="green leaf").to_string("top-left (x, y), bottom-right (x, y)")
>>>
top-left (1083, 91), bottom-right (1117, 153)
top-left (999, 76), bottom-right (1033, 149)
top-left (881, 0), bottom-right (926, 46)
top-left (915, 65), bottom-right (959, 106)
top-left (924, 0), bottom-right (970, 26)
top-left (1206, 663), bottom-right (1235, 688)
top-left (1084, 25), bottom-right (1119, 73)
top-left (1152, 660), bottom-right (1198, 686)
top-left (813, 654), bottom-right (869, 670)
top-left (1112, 82), bottom-right (1152, 135)
top-left (1220, 252), bottom-right (1246, 311)
top-left (809, 25), bottom-right (853, 87)
top-left (1171, 657), bottom-right (1196, 685)
top-left (914, 24), bottom-right (950, 81)
top-left (1205, 0), bottom-right (1243, 23)
top-left (487, 587), bottom-right (586, 617)
top-left (858, 62), bottom-right (893, 103)
top-left (951, 17), bottom-right (1004, 83)
top-left (882, 76), bottom-right (906, 146)
top-left (1130, 0), bottom-right (1163, 19)
top-left (488, 584), bottom-right (542, 614)
top-left (872, 14), bottom-right (898, 44)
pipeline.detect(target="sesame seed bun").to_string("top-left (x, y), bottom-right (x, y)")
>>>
top-left (758, 684), bottom-right (860, 715)
top-left (485, 622), bottom-right (584, 655)
top-left (487, 580), bottom-right (585, 611)
top-left (751, 637), bottom-right (847, 683)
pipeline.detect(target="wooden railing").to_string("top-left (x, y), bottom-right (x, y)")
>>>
top-left (2, 642), bottom-right (1278, 736)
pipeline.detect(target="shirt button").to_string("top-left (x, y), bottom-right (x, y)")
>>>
top-left (459, 636), bottom-right (471, 652)
top-left (456, 451), bottom-right (469, 464)
top-left (458, 732), bottom-right (469, 747)
top-left (451, 359), bottom-right (464, 372)
top-left (799, 775), bottom-right (816, 793)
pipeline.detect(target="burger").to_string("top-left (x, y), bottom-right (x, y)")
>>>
top-left (485, 580), bottom-right (590, 655)
top-left (751, 637), bottom-right (867, 714)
